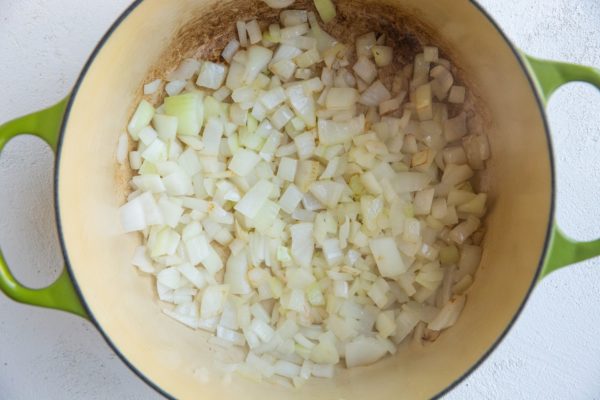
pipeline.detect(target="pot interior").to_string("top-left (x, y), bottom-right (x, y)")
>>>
top-left (57, 0), bottom-right (552, 398)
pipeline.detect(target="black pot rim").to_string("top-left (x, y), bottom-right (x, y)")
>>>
top-left (53, 1), bottom-right (554, 399)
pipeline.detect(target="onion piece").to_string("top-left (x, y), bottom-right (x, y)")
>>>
top-left (369, 237), bottom-right (407, 277)
top-left (391, 172), bottom-right (432, 193)
top-left (281, 10), bottom-right (308, 26)
top-left (197, 62), bottom-right (227, 90)
top-left (201, 285), bottom-right (228, 319)
top-left (164, 93), bottom-right (203, 136)
top-left (345, 336), bottom-right (388, 368)
top-left (449, 215), bottom-right (480, 244)
top-left (286, 84), bottom-right (316, 127)
top-left (167, 59), bottom-right (201, 82)
top-left (359, 80), bottom-right (392, 106)
top-left (263, 0), bottom-right (296, 8)
top-left (309, 181), bottom-right (344, 208)
top-left (277, 157), bottom-right (298, 182)
top-left (313, 0), bottom-right (336, 23)
top-left (430, 65), bottom-right (454, 100)
top-left (428, 296), bottom-right (465, 331)
top-left (443, 112), bottom-right (467, 142)
top-left (448, 85), bottom-right (466, 104)
top-left (353, 56), bottom-right (378, 84)
top-left (372, 46), bottom-right (393, 67)
top-left (294, 132), bottom-right (316, 159)
top-left (237, 21), bottom-right (248, 47)
top-left (246, 20), bottom-right (263, 45)
top-left (225, 250), bottom-right (251, 294)
top-left (116, 133), bottom-right (128, 165)
top-left (415, 83), bottom-right (433, 121)
top-left (229, 148), bottom-right (261, 176)
top-left (235, 179), bottom-right (273, 218)
top-left (326, 88), bottom-right (359, 110)
top-left (290, 223), bottom-right (314, 269)
top-left (279, 184), bottom-right (304, 214)
top-left (144, 79), bottom-right (162, 95)
top-left (423, 46), bottom-right (438, 63)
top-left (222, 39), bottom-right (241, 63)
top-left (153, 114), bottom-right (178, 141)
top-left (355, 32), bottom-right (376, 59)
top-left (307, 12), bottom-right (337, 52)
top-left (317, 115), bottom-right (364, 145)
top-left (128, 100), bottom-right (155, 139)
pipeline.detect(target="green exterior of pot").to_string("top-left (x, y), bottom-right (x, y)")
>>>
top-left (523, 54), bottom-right (600, 279)
top-left (0, 53), bottom-right (599, 316)
top-left (0, 97), bottom-right (88, 318)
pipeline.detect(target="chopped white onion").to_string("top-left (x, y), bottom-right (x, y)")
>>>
top-left (128, 100), bottom-right (155, 139)
top-left (263, 0), bottom-right (295, 8)
top-left (448, 85), bottom-right (466, 104)
top-left (279, 184), bottom-right (304, 214)
top-left (359, 80), bottom-right (391, 106)
top-left (167, 59), bottom-right (201, 82)
top-left (144, 79), bottom-right (162, 95)
top-left (369, 237), bottom-right (406, 277)
top-left (345, 336), bottom-right (388, 368)
top-left (222, 40), bottom-right (240, 64)
top-left (121, 5), bottom-right (489, 385)
top-left (290, 223), bottom-right (314, 269)
top-left (246, 20), bottom-right (262, 45)
top-left (353, 56), bottom-right (377, 84)
top-left (236, 21), bottom-right (248, 48)
top-left (235, 179), bottom-right (273, 218)
top-left (372, 46), bottom-right (393, 67)
top-left (229, 148), bottom-right (261, 176)
top-left (116, 133), bottom-right (128, 165)
top-left (197, 62), bottom-right (227, 90)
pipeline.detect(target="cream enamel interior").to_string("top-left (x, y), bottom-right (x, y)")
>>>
top-left (57, 0), bottom-right (552, 398)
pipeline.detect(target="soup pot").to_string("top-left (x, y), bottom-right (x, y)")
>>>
top-left (1, 0), bottom-right (600, 398)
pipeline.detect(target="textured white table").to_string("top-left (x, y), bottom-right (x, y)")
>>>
top-left (1, 1), bottom-right (600, 398)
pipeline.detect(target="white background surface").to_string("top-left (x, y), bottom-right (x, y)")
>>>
top-left (1, 0), bottom-right (600, 398)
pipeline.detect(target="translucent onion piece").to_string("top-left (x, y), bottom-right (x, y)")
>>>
top-left (263, 0), bottom-right (296, 8)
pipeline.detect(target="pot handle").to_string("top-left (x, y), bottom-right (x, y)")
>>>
top-left (523, 53), bottom-right (600, 279)
top-left (0, 97), bottom-right (87, 318)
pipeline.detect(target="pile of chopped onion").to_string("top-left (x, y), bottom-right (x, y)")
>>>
top-left (118, 0), bottom-right (489, 387)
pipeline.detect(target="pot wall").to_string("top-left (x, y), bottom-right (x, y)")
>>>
top-left (57, 0), bottom-right (552, 398)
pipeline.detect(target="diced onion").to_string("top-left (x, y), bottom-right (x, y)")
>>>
top-left (263, 0), bottom-right (295, 8)
top-left (246, 20), bottom-right (263, 45)
top-left (353, 56), bottom-right (377, 84)
top-left (144, 79), bottom-right (162, 95)
top-left (313, 0), bottom-right (336, 23)
top-left (345, 336), bottom-right (388, 368)
top-left (369, 237), bottom-right (406, 277)
top-left (167, 59), bottom-right (201, 82)
top-left (372, 46), bottom-right (393, 67)
top-left (222, 40), bottom-right (241, 63)
top-left (120, 4), bottom-right (489, 386)
top-left (128, 100), bottom-right (155, 139)
top-left (235, 179), bottom-right (273, 218)
top-left (448, 85), bottom-right (466, 103)
top-left (326, 87), bottom-right (359, 110)
top-left (359, 80), bottom-right (391, 106)
top-left (355, 32), bottom-right (376, 58)
top-left (164, 93), bottom-right (203, 136)
top-left (116, 133), bottom-right (128, 165)
top-left (197, 62), bottom-right (227, 90)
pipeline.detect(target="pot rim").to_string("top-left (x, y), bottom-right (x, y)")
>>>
top-left (53, 0), bottom-right (555, 398)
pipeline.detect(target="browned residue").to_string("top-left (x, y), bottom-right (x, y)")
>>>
top-left (123, 0), bottom-right (491, 195)
top-left (143, 0), bottom-right (472, 97)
